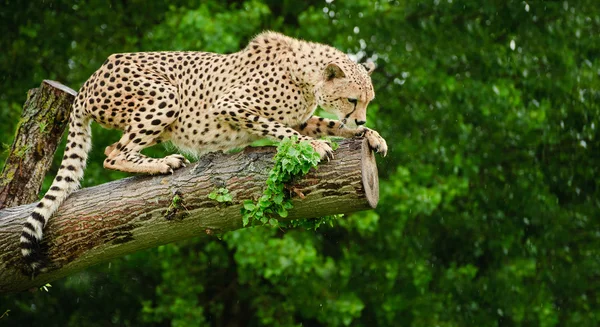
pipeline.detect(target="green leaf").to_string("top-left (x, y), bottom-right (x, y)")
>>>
top-left (243, 201), bottom-right (255, 211)
top-left (277, 207), bottom-right (288, 218)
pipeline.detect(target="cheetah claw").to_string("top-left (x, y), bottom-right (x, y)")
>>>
top-left (310, 139), bottom-right (334, 161)
top-left (325, 149), bottom-right (334, 161)
top-left (357, 127), bottom-right (388, 157)
top-left (157, 154), bottom-right (190, 174)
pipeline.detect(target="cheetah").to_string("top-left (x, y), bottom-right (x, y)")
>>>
top-left (20, 31), bottom-right (387, 272)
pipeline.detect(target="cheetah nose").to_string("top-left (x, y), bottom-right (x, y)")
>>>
top-left (355, 120), bottom-right (366, 126)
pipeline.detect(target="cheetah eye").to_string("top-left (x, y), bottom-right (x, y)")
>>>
top-left (347, 98), bottom-right (358, 104)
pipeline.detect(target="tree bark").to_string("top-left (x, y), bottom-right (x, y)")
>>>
top-left (0, 80), bottom-right (76, 209)
top-left (0, 138), bottom-right (379, 293)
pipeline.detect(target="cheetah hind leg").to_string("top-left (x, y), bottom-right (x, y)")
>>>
top-left (104, 132), bottom-right (189, 175)
top-left (103, 129), bottom-right (189, 175)
top-left (103, 97), bottom-right (189, 174)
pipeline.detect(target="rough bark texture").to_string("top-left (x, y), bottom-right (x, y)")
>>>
top-left (0, 138), bottom-right (378, 293)
top-left (0, 80), bottom-right (76, 209)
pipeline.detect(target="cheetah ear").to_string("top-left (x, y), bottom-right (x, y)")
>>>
top-left (324, 63), bottom-right (346, 81)
top-left (362, 62), bottom-right (375, 75)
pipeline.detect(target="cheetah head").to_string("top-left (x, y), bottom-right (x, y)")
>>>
top-left (316, 61), bottom-right (375, 129)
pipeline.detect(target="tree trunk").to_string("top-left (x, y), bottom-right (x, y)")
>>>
top-left (0, 80), bottom-right (76, 209)
top-left (0, 138), bottom-right (379, 293)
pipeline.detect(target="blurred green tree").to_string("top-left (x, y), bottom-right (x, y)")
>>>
top-left (1, 0), bottom-right (598, 326)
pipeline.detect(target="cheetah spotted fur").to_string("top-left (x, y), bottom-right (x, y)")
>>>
top-left (21, 31), bottom-right (387, 273)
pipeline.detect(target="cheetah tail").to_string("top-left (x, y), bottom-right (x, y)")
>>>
top-left (20, 112), bottom-right (92, 274)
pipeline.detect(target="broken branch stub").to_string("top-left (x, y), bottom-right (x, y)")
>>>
top-left (0, 80), bottom-right (76, 209)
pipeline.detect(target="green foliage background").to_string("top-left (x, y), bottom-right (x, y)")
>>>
top-left (1, 0), bottom-right (599, 326)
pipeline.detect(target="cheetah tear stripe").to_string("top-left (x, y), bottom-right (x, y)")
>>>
top-left (20, 115), bottom-right (92, 273)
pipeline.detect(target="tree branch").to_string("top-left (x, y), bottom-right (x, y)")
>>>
top-left (0, 138), bottom-right (379, 293)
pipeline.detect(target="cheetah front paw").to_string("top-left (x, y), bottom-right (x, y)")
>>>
top-left (160, 154), bottom-right (190, 174)
top-left (356, 128), bottom-right (388, 157)
top-left (310, 139), bottom-right (334, 161)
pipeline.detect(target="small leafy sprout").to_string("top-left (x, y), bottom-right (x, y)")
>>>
top-left (0, 309), bottom-right (9, 319)
top-left (165, 191), bottom-right (188, 220)
top-left (39, 283), bottom-right (52, 292)
top-left (39, 121), bottom-right (48, 133)
top-left (241, 136), bottom-right (322, 227)
top-left (14, 144), bottom-right (31, 158)
top-left (208, 187), bottom-right (233, 203)
top-left (1, 143), bottom-right (10, 154)
top-left (172, 194), bottom-right (183, 207)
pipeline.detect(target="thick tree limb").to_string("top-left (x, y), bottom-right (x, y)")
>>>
top-left (0, 138), bottom-right (379, 293)
top-left (0, 80), bottom-right (75, 209)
